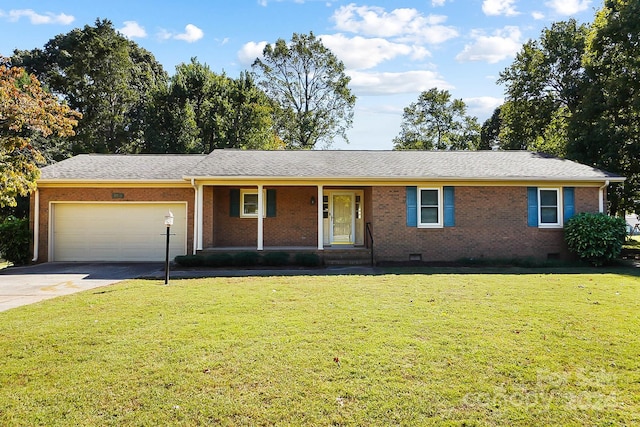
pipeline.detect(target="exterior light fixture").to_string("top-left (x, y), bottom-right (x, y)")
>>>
top-left (310, 196), bottom-right (316, 205)
top-left (164, 211), bottom-right (173, 284)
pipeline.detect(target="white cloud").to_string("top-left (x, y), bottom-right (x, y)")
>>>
top-left (455, 26), bottom-right (522, 64)
top-left (119, 21), bottom-right (147, 39)
top-left (320, 33), bottom-right (430, 70)
top-left (332, 4), bottom-right (458, 44)
top-left (157, 29), bottom-right (172, 41)
top-left (158, 24), bottom-right (204, 43)
top-left (545, 0), bottom-right (591, 15)
top-left (482, 0), bottom-right (519, 17)
top-left (1, 9), bottom-right (74, 25)
top-left (532, 11), bottom-right (545, 20)
top-left (431, 0), bottom-right (447, 6)
top-left (464, 96), bottom-right (503, 119)
top-left (347, 70), bottom-right (452, 95)
top-left (174, 24), bottom-right (204, 42)
top-left (237, 41), bottom-right (268, 65)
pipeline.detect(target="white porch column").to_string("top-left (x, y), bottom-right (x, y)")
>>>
top-left (257, 184), bottom-right (264, 250)
top-left (197, 184), bottom-right (204, 250)
top-left (317, 185), bottom-right (324, 250)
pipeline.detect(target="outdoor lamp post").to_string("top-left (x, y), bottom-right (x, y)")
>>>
top-left (164, 211), bottom-right (174, 285)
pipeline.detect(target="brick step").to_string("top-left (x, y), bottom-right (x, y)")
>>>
top-left (322, 250), bottom-right (372, 266)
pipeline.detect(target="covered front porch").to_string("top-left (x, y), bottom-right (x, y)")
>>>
top-left (191, 183), bottom-right (373, 255)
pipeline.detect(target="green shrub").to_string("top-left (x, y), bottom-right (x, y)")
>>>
top-left (565, 212), bottom-right (627, 266)
top-left (233, 251), bottom-right (261, 267)
top-left (204, 253), bottom-right (233, 267)
top-left (0, 216), bottom-right (31, 266)
top-left (174, 255), bottom-right (204, 267)
top-left (294, 253), bottom-right (321, 267)
top-left (262, 252), bottom-right (290, 266)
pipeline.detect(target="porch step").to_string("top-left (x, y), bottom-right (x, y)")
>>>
top-left (323, 249), bottom-right (372, 266)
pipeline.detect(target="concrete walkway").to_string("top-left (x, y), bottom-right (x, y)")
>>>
top-left (0, 262), bottom-right (380, 312)
top-left (0, 262), bottom-right (163, 312)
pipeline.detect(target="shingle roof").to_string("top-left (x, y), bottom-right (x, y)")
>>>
top-left (38, 150), bottom-right (624, 182)
top-left (187, 150), bottom-right (623, 181)
top-left (39, 154), bottom-right (207, 180)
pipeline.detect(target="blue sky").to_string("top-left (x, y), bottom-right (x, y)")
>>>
top-left (0, 0), bottom-right (598, 150)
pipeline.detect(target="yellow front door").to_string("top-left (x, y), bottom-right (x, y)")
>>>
top-left (331, 193), bottom-right (354, 244)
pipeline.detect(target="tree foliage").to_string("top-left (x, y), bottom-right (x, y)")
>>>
top-left (497, 20), bottom-right (588, 155)
top-left (13, 19), bottom-right (167, 156)
top-left (144, 59), bottom-right (280, 153)
top-left (480, 107), bottom-right (501, 149)
top-left (393, 88), bottom-right (481, 150)
top-left (0, 216), bottom-right (31, 265)
top-left (252, 32), bottom-right (356, 149)
top-left (0, 59), bottom-right (80, 207)
top-left (568, 0), bottom-right (640, 214)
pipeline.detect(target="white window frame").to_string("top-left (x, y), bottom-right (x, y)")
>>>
top-left (240, 189), bottom-right (266, 218)
top-left (538, 188), bottom-right (562, 228)
top-left (418, 187), bottom-right (443, 228)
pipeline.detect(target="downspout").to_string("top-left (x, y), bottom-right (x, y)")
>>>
top-left (31, 189), bottom-right (39, 262)
top-left (599, 180), bottom-right (609, 214)
top-left (191, 178), bottom-right (198, 255)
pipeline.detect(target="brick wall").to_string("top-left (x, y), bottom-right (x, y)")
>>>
top-left (32, 187), bottom-right (194, 262)
top-left (211, 186), bottom-right (318, 247)
top-left (369, 185), bottom-right (602, 262)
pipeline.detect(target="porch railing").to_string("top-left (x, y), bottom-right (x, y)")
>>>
top-left (365, 222), bottom-right (374, 267)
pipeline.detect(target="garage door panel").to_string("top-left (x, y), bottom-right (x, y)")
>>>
top-left (53, 203), bottom-right (187, 262)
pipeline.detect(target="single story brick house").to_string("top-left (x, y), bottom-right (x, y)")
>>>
top-left (31, 150), bottom-right (624, 264)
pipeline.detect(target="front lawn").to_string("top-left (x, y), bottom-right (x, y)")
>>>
top-left (1, 271), bottom-right (639, 425)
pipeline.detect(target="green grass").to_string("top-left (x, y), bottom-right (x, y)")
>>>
top-left (1, 271), bottom-right (640, 425)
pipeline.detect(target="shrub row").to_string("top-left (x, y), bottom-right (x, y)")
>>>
top-left (174, 252), bottom-right (321, 268)
top-left (0, 216), bottom-right (31, 266)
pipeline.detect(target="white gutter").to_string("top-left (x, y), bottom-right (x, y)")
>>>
top-left (182, 175), bottom-right (626, 184)
top-left (599, 180), bottom-right (610, 213)
top-left (31, 189), bottom-right (39, 262)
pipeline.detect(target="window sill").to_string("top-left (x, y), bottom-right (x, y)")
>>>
top-left (538, 224), bottom-right (563, 229)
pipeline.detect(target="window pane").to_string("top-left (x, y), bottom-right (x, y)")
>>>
top-left (421, 207), bottom-right (438, 223)
top-left (243, 194), bottom-right (258, 215)
top-left (421, 189), bottom-right (438, 206)
top-left (540, 190), bottom-right (557, 206)
top-left (540, 207), bottom-right (558, 223)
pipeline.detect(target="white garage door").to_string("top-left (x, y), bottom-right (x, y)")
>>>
top-left (52, 203), bottom-right (187, 262)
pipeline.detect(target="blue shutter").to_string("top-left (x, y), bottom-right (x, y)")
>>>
top-left (443, 186), bottom-right (455, 227)
top-left (266, 189), bottom-right (276, 217)
top-left (527, 187), bottom-right (538, 227)
top-left (406, 186), bottom-right (417, 227)
top-left (229, 189), bottom-right (240, 217)
top-left (563, 187), bottom-right (575, 223)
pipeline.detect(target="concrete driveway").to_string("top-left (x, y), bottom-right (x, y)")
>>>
top-left (0, 262), bottom-right (163, 312)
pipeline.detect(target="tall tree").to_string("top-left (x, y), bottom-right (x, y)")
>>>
top-left (0, 58), bottom-right (79, 207)
top-left (480, 106), bottom-right (502, 149)
top-left (12, 19), bottom-right (167, 156)
top-left (252, 32), bottom-right (356, 149)
top-left (569, 0), bottom-right (640, 214)
top-left (497, 20), bottom-right (588, 155)
top-left (393, 88), bottom-right (481, 150)
top-left (144, 59), bottom-right (279, 153)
